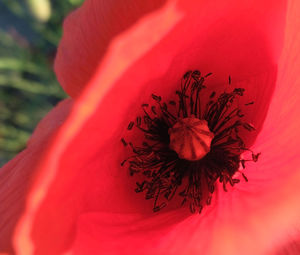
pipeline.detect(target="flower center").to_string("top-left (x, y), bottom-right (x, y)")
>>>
top-left (121, 70), bottom-right (260, 214)
top-left (168, 117), bottom-right (214, 161)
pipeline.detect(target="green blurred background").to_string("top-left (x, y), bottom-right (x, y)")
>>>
top-left (0, 0), bottom-right (84, 166)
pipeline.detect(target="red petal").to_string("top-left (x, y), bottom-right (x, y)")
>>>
top-left (55, 0), bottom-right (287, 146)
top-left (54, 0), bottom-right (167, 98)
top-left (0, 99), bottom-right (73, 253)
top-left (10, 0), bottom-right (294, 254)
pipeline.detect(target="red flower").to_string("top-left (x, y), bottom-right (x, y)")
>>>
top-left (1, 0), bottom-right (300, 254)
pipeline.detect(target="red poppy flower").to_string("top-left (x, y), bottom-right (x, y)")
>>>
top-left (1, 0), bottom-right (300, 254)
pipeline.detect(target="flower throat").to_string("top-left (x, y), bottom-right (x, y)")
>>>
top-left (121, 70), bottom-right (260, 214)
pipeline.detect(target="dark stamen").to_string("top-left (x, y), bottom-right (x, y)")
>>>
top-left (127, 121), bottom-right (134, 130)
top-left (121, 138), bottom-right (127, 147)
top-left (121, 70), bottom-right (260, 214)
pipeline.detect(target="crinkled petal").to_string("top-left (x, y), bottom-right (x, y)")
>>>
top-left (55, 0), bottom-right (287, 145)
top-left (0, 99), bottom-right (73, 253)
top-left (55, 0), bottom-right (167, 98)
top-left (10, 0), bottom-right (293, 254)
top-left (67, 0), bottom-right (300, 252)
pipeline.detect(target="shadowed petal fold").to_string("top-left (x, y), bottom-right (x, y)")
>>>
top-left (0, 99), bottom-right (73, 253)
top-left (55, 0), bottom-right (167, 98)
top-left (0, 0), bottom-right (296, 255)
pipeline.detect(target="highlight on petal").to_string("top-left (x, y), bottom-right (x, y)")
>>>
top-left (0, 99), bottom-right (73, 254)
top-left (55, 0), bottom-right (287, 146)
top-left (15, 2), bottom-right (183, 254)
top-left (55, 0), bottom-right (168, 98)
top-left (4, 0), bottom-right (297, 254)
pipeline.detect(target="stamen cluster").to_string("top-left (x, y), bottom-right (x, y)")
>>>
top-left (121, 70), bottom-right (260, 213)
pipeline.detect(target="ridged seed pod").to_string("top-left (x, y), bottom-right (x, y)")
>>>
top-left (168, 117), bottom-right (214, 161)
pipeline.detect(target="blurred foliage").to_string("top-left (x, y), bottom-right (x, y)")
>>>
top-left (0, 0), bottom-right (84, 165)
